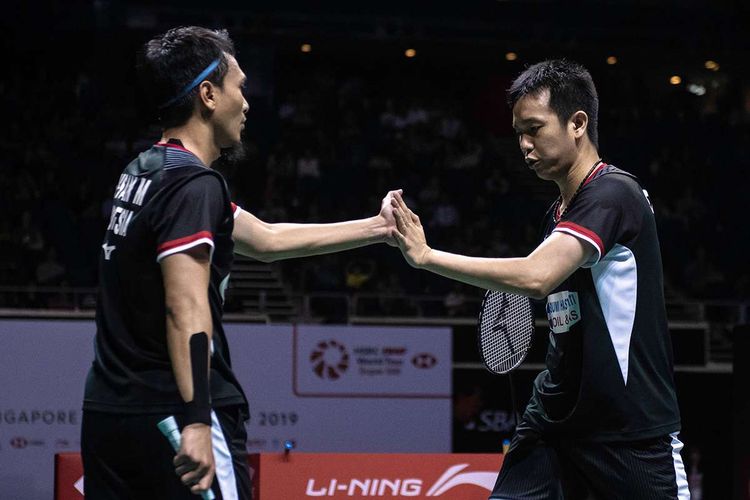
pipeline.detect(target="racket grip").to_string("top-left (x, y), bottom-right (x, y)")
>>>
top-left (157, 416), bottom-right (216, 500)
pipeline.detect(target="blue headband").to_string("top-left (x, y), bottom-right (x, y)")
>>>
top-left (159, 58), bottom-right (221, 109)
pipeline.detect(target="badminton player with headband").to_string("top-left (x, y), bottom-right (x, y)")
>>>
top-left (159, 58), bottom-right (221, 109)
top-left (82, 26), bottom-right (402, 499)
top-left (392, 60), bottom-right (689, 499)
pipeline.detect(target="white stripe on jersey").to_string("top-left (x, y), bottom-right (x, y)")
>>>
top-left (554, 226), bottom-right (602, 268)
top-left (670, 433), bottom-right (691, 499)
top-left (591, 243), bottom-right (637, 385)
top-left (155, 238), bottom-right (215, 263)
top-left (211, 410), bottom-right (239, 500)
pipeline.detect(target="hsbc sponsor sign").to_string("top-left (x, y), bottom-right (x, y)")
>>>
top-left (293, 325), bottom-right (451, 397)
top-left (10, 436), bottom-right (45, 449)
top-left (412, 353), bottom-right (437, 369)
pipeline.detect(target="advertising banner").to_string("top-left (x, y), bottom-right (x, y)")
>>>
top-left (250, 452), bottom-right (503, 499)
top-left (226, 323), bottom-right (452, 454)
top-left (292, 325), bottom-right (451, 398)
top-left (0, 320), bottom-right (93, 500)
top-left (54, 452), bottom-right (504, 500)
top-left (0, 320), bottom-right (452, 499)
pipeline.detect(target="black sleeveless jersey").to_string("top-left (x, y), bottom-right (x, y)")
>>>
top-left (527, 163), bottom-right (681, 441)
top-left (83, 141), bottom-right (247, 415)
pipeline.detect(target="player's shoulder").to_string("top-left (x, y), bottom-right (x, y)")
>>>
top-left (584, 164), bottom-right (643, 201)
top-left (153, 142), bottom-right (228, 192)
top-left (592, 164), bottom-right (640, 186)
top-left (120, 142), bottom-right (204, 179)
top-left (177, 169), bottom-right (227, 196)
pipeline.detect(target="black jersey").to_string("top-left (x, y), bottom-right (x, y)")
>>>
top-left (83, 141), bottom-right (247, 415)
top-left (527, 163), bottom-right (680, 441)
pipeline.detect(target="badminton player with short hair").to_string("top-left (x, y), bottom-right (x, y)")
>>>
top-left (81, 26), bottom-right (399, 499)
top-left (392, 60), bottom-right (689, 499)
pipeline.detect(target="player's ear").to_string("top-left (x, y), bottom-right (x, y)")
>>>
top-left (570, 110), bottom-right (588, 139)
top-left (197, 80), bottom-right (217, 112)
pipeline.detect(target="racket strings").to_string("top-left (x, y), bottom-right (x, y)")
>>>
top-left (479, 293), bottom-right (533, 373)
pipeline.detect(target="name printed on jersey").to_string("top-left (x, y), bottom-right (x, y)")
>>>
top-left (546, 290), bottom-right (581, 334)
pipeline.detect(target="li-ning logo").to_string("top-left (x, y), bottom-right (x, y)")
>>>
top-left (310, 340), bottom-right (349, 380)
top-left (305, 463), bottom-right (497, 497)
top-left (74, 476), bottom-right (85, 495)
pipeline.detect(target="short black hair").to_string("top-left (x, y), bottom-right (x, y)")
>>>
top-left (138, 26), bottom-right (236, 128)
top-left (508, 59), bottom-right (599, 149)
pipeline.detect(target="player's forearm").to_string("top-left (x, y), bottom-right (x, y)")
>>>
top-left (420, 250), bottom-right (548, 298)
top-left (165, 296), bottom-right (213, 403)
top-left (416, 232), bottom-right (592, 299)
top-left (237, 216), bottom-right (388, 262)
top-left (161, 250), bottom-right (213, 405)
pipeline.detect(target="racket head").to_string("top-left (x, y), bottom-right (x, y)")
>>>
top-left (477, 290), bottom-right (534, 374)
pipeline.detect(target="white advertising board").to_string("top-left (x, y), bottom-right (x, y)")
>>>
top-left (0, 320), bottom-right (451, 500)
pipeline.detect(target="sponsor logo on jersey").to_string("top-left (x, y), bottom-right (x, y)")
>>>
top-left (546, 290), bottom-right (581, 333)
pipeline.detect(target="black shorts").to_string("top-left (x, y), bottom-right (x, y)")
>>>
top-left (490, 416), bottom-right (690, 500)
top-left (82, 406), bottom-right (251, 500)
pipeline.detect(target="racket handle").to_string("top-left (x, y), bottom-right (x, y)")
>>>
top-left (157, 416), bottom-right (216, 500)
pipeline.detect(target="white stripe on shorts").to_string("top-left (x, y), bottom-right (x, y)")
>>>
top-left (211, 410), bottom-right (239, 500)
top-left (670, 433), bottom-right (691, 500)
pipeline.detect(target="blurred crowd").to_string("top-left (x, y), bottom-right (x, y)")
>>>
top-left (0, 30), bottom-right (747, 311)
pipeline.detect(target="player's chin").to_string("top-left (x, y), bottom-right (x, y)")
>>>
top-left (532, 165), bottom-right (555, 180)
top-left (218, 133), bottom-right (242, 150)
top-left (234, 125), bottom-right (246, 143)
top-left (219, 140), bottom-right (247, 165)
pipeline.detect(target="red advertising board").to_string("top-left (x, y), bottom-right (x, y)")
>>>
top-left (54, 453), bottom-right (84, 500)
top-left (55, 452), bottom-right (503, 499)
top-left (250, 453), bottom-right (503, 499)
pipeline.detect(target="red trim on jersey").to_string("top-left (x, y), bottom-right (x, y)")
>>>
top-left (157, 231), bottom-right (213, 253)
top-left (584, 162), bottom-right (608, 186)
top-left (231, 202), bottom-right (242, 219)
top-left (555, 221), bottom-right (604, 254)
top-left (155, 142), bottom-right (194, 154)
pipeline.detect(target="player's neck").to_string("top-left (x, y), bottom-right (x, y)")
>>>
top-left (558, 148), bottom-right (601, 205)
top-left (161, 119), bottom-right (221, 167)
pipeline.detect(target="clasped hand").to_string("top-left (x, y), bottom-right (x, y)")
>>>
top-left (174, 423), bottom-right (215, 495)
top-left (390, 191), bottom-right (431, 268)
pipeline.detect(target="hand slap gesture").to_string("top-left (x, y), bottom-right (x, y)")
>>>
top-left (391, 192), bottom-right (432, 268)
top-left (379, 189), bottom-right (403, 247)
